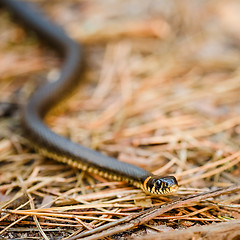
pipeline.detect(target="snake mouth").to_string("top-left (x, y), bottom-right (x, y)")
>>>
top-left (169, 184), bottom-right (179, 193)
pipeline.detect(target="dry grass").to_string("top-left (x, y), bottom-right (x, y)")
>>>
top-left (0, 0), bottom-right (240, 239)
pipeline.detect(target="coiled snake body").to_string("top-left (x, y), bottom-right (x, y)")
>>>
top-left (2, 0), bottom-right (178, 195)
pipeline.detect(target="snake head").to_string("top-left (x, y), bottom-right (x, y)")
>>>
top-left (142, 175), bottom-right (178, 195)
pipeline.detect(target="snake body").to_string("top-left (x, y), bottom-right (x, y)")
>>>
top-left (2, 0), bottom-right (178, 195)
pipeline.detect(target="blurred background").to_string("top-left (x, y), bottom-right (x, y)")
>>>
top-left (0, 0), bottom-right (240, 239)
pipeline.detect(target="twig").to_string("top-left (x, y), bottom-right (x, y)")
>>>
top-left (137, 220), bottom-right (240, 240)
top-left (18, 177), bottom-right (49, 240)
top-left (66, 184), bottom-right (240, 240)
top-left (0, 216), bottom-right (28, 235)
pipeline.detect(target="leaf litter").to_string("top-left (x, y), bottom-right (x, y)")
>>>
top-left (0, 0), bottom-right (240, 239)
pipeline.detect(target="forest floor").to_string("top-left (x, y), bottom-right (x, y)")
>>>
top-left (0, 0), bottom-right (240, 239)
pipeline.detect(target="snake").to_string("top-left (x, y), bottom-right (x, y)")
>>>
top-left (2, 0), bottom-right (178, 195)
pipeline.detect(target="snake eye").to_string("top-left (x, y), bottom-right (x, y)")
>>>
top-left (155, 179), bottom-right (162, 189)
